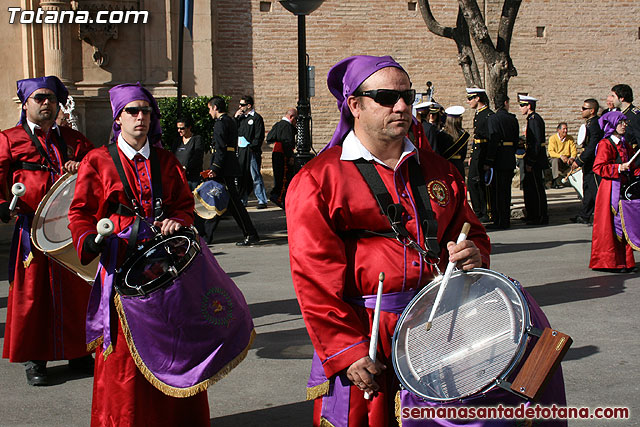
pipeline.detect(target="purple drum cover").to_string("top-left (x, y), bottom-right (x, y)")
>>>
top-left (115, 236), bottom-right (255, 397)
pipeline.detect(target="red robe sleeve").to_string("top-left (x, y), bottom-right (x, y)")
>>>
top-left (287, 168), bottom-right (371, 378)
top-left (0, 131), bottom-right (12, 205)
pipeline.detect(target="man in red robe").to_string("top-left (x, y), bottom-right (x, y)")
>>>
top-left (590, 111), bottom-right (640, 272)
top-left (68, 83), bottom-right (210, 426)
top-left (0, 76), bottom-right (94, 386)
top-left (286, 56), bottom-right (490, 426)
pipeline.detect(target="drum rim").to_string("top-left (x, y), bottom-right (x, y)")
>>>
top-left (391, 268), bottom-right (531, 402)
top-left (31, 172), bottom-right (75, 252)
top-left (115, 228), bottom-right (201, 297)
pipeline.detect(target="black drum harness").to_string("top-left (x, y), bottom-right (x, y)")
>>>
top-left (352, 156), bottom-right (441, 273)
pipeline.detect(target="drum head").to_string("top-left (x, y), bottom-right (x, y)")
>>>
top-left (117, 228), bottom-right (200, 296)
top-left (392, 269), bottom-right (530, 402)
top-left (32, 173), bottom-right (76, 252)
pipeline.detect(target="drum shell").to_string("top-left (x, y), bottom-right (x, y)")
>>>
top-left (31, 173), bottom-right (99, 282)
top-left (391, 268), bottom-right (532, 403)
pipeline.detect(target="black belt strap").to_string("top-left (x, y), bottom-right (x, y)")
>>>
top-left (353, 156), bottom-right (440, 259)
top-left (12, 161), bottom-right (52, 172)
top-left (22, 122), bottom-right (68, 173)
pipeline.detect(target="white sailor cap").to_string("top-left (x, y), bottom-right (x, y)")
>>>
top-left (445, 105), bottom-right (465, 116)
top-left (414, 101), bottom-right (443, 112)
top-left (466, 88), bottom-right (486, 99)
top-left (518, 94), bottom-right (538, 104)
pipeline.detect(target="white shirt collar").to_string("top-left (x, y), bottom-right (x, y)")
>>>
top-left (118, 133), bottom-right (150, 160)
top-left (339, 130), bottom-right (418, 170)
top-left (609, 135), bottom-right (620, 144)
top-left (26, 118), bottom-right (59, 136)
top-left (282, 116), bottom-right (293, 124)
top-left (246, 109), bottom-right (255, 117)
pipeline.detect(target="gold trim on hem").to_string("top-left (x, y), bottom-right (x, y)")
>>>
top-left (23, 252), bottom-right (33, 268)
top-left (619, 200), bottom-right (640, 251)
top-left (193, 187), bottom-right (227, 218)
top-left (114, 293), bottom-right (256, 398)
top-left (395, 391), bottom-right (403, 426)
top-left (320, 417), bottom-right (336, 427)
top-left (306, 380), bottom-right (330, 401)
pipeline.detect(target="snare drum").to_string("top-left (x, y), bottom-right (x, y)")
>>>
top-left (31, 173), bottom-right (99, 282)
top-left (392, 268), bottom-right (570, 403)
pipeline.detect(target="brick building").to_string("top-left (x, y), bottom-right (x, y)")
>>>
top-left (1, 0), bottom-right (639, 154)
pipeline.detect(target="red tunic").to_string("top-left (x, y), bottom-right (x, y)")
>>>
top-left (286, 145), bottom-right (490, 426)
top-left (68, 144), bottom-right (209, 426)
top-left (0, 124), bottom-right (94, 362)
top-left (590, 137), bottom-right (639, 269)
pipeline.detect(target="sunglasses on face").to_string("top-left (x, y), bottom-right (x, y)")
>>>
top-left (581, 106), bottom-right (591, 111)
top-left (239, 103), bottom-right (248, 107)
top-left (123, 106), bottom-right (153, 116)
top-left (177, 127), bottom-right (186, 130)
top-left (353, 89), bottom-right (416, 107)
top-left (31, 93), bottom-right (57, 104)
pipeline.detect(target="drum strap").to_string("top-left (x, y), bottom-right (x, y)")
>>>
top-left (21, 122), bottom-right (68, 173)
top-left (352, 156), bottom-right (440, 259)
top-left (12, 161), bottom-right (53, 173)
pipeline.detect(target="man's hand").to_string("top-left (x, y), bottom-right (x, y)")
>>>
top-left (346, 356), bottom-right (386, 396)
top-left (206, 170), bottom-right (217, 178)
top-left (234, 109), bottom-right (243, 118)
top-left (560, 155), bottom-right (569, 164)
top-left (446, 239), bottom-right (482, 271)
top-left (63, 160), bottom-right (80, 174)
top-left (570, 161), bottom-right (579, 170)
top-left (153, 218), bottom-right (182, 236)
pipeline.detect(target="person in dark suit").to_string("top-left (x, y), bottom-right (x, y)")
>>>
top-left (466, 88), bottom-right (493, 222)
top-left (485, 95), bottom-right (519, 229)
top-left (204, 96), bottom-right (259, 246)
top-left (609, 84), bottom-right (640, 151)
top-left (519, 94), bottom-right (549, 225)
top-left (571, 98), bottom-right (603, 224)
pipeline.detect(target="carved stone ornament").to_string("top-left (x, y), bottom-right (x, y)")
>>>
top-left (74, 1), bottom-right (139, 67)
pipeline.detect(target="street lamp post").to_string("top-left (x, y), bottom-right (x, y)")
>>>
top-left (279, 0), bottom-right (325, 170)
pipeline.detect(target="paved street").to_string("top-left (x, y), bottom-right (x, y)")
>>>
top-left (1, 187), bottom-right (638, 426)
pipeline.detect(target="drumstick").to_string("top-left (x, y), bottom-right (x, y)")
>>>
top-left (561, 167), bottom-right (581, 184)
top-left (364, 272), bottom-right (385, 400)
top-left (94, 218), bottom-right (115, 244)
top-left (626, 149), bottom-right (639, 166)
top-left (9, 182), bottom-right (26, 212)
top-left (426, 222), bottom-right (471, 331)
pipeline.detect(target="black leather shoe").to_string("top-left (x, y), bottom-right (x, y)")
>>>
top-left (256, 203), bottom-right (268, 210)
top-left (25, 361), bottom-right (48, 386)
top-left (68, 355), bottom-right (95, 374)
top-left (236, 235), bottom-right (260, 246)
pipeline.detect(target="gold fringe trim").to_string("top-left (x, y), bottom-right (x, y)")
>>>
top-left (23, 252), bottom-right (33, 268)
top-left (114, 294), bottom-right (256, 398)
top-left (306, 380), bottom-right (330, 401)
top-left (619, 200), bottom-right (640, 251)
top-left (86, 336), bottom-right (103, 353)
top-left (193, 188), bottom-right (228, 218)
top-left (319, 417), bottom-right (336, 427)
top-left (395, 391), bottom-right (403, 427)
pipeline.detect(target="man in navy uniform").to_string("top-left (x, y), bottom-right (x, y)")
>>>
top-left (519, 94), bottom-right (548, 225)
top-left (466, 87), bottom-right (493, 223)
top-left (609, 84), bottom-right (640, 150)
top-left (485, 95), bottom-right (519, 229)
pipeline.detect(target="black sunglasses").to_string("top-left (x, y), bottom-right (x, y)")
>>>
top-left (177, 126), bottom-right (186, 130)
top-left (581, 106), bottom-right (591, 111)
top-left (32, 93), bottom-right (57, 103)
top-left (353, 89), bottom-right (416, 107)
top-left (239, 103), bottom-right (248, 107)
top-left (123, 106), bottom-right (152, 116)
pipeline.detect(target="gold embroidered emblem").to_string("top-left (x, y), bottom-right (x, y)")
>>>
top-left (427, 180), bottom-right (449, 206)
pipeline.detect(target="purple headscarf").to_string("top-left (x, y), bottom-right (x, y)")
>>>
top-left (16, 76), bottom-right (69, 125)
top-left (109, 82), bottom-right (162, 146)
top-left (599, 111), bottom-right (627, 139)
top-left (323, 55), bottom-right (408, 151)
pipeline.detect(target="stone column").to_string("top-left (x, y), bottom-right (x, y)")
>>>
top-left (40, 0), bottom-right (72, 84)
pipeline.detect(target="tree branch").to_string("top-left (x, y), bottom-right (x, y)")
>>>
top-left (496, 0), bottom-right (522, 54)
top-left (458, 0), bottom-right (497, 64)
top-left (417, 0), bottom-right (454, 39)
top-left (452, 7), bottom-right (482, 87)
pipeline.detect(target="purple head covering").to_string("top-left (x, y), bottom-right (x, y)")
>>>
top-left (323, 55), bottom-right (408, 151)
top-left (599, 111), bottom-right (628, 139)
top-left (109, 82), bottom-right (162, 146)
top-left (16, 76), bottom-right (68, 125)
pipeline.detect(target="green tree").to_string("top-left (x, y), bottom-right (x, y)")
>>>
top-left (157, 95), bottom-right (231, 151)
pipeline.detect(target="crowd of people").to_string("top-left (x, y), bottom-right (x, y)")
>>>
top-left (0, 60), bottom-right (638, 427)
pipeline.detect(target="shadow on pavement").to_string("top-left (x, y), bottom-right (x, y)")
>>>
top-left (35, 363), bottom-right (94, 386)
top-left (525, 275), bottom-right (627, 307)
top-left (249, 298), bottom-right (300, 319)
top-left (253, 327), bottom-right (313, 360)
top-left (564, 345), bottom-right (599, 361)
top-left (0, 296), bottom-right (6, 309)
top-left (211, 400), bottom-right (313, 427)
top-left (491, 239), bottom-right (591, 255)
top-left (0, 322), bottom-right (4, 339)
